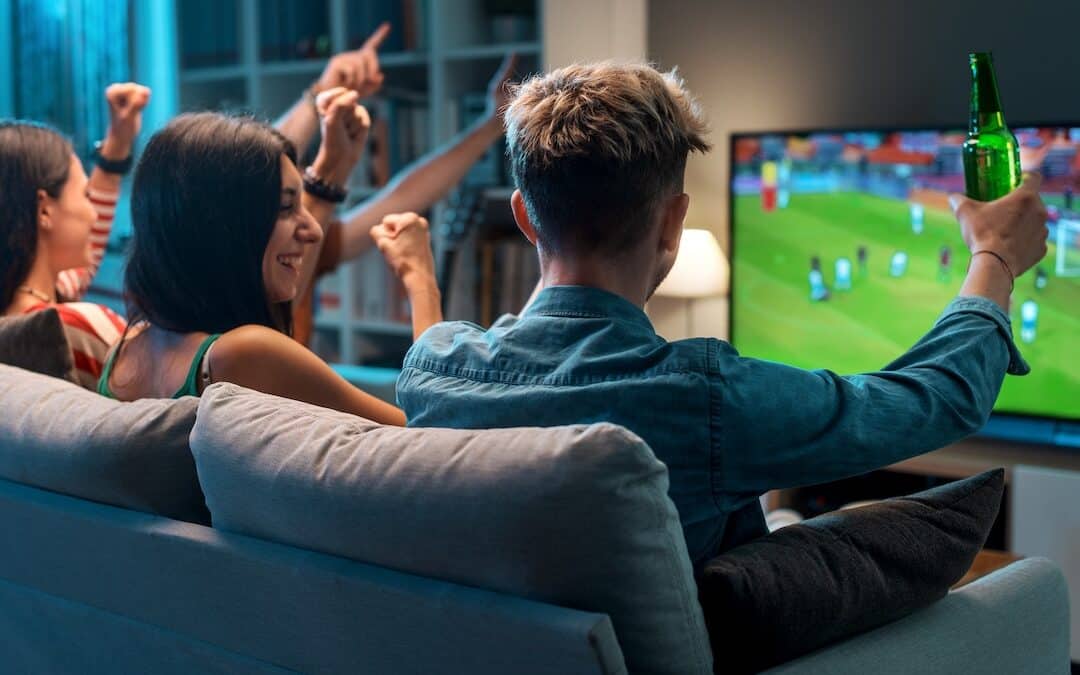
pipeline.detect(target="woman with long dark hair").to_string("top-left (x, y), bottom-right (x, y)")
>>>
top-left (98, 89), bottom-right (438, 425)
top-left (1, 84), bottom-right (150, 387)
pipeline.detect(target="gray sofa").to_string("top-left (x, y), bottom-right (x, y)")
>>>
top-left (0, 364), bottom-right (1071, 674)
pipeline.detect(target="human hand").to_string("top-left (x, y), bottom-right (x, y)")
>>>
top-left (949, 172), bottom-right (1049, 278)
top-left (311, 87), bottom-right (371, 187)
top-left (370, 212), bottom-right (436, 289)
top-left (101, 82), bottom-right (151, 159)
top-left (315, 23), bottom-right (390, 99)
top-left (486, 53), bottom-right (518, 121)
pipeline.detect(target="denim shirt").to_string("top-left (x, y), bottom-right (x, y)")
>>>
top-left (398, 286), bottom-right (1028, 567)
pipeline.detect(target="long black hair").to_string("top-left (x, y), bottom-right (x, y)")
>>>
top-left (125, 112), bottom-right (298, 335)
top-left (0, 121), bottom-right (73, 311)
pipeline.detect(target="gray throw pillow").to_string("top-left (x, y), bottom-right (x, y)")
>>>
top-left (190, 382), bottom-right (714, 675)
top-left (0, 364), bottom-right (209, 524)
top-left (699, 469), bottom-right (1005, 674)
top-left (0, 309), bottom-right (75, 382)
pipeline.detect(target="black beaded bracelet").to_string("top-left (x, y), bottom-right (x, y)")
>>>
top-left (93, 140), bottom-right (134, 175)
top-left (302, 166), bottom-right (347, 204)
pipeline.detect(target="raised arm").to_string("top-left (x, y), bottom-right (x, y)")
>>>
top-left (336, 54), bottom-right (518, 261)
top-left (211, 324), bottom-right (406, 425)
top-left (294, 88), bottom-right (371, 304)
top-left (274, 23), bottom-right (389, 155)
top-left (711, 174), bottom-right (1049, 499)
top-left (370, 213), bottom-right (442, 339)
top-left (56, 83), bottom-right (150, 301)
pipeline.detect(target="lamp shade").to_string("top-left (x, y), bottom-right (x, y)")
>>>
top-left (654, 229), bottom-right (729, 298)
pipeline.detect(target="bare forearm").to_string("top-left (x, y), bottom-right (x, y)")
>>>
top-left (275, 96), bottom-right (320, 157)
top-left (296, 153), bottom-right (357, 300)
top-left (404, 274), bottom-right (443, 340)
top-left (340, 115), bottom-right (504, 260)
top-left (959, 253), bottom-right (1014, 311)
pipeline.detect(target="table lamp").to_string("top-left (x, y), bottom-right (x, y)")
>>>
top-left (653, 228), bottom-right (729, 337)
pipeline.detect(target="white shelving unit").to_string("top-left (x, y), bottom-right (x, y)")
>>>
top-left (175, 0), bottom-right (543, 365)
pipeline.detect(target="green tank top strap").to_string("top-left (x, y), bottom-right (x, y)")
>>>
top-left (177, 333), bottom-right (222, 398)
top-left (96, 333), bottom-right (222, 400)
top-left (96, 342), bottom-right (121, 399)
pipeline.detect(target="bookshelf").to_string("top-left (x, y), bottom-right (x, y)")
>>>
top-left (175, 0), bottom-right (543, 365)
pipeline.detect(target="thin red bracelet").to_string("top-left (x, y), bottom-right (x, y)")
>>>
top-left (971, 250), bottom-right (1015, 292)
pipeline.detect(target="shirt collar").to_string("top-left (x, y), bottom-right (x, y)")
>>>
top-left (524, 285), bottom-right (656, 332)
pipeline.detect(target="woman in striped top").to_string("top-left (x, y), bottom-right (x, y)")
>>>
top-left (1, 83), bottom-right (149, 388)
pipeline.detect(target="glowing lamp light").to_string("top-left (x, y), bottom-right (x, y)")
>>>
top-left (655, 229), bottom-right (729, 299)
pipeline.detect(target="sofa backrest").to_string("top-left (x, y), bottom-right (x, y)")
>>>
top-left (0, 477), bottom-right (624, 674)
top-left (191, 382), bottom-right (714, 675)
top-left (0, 364), bottom-right (208, 523)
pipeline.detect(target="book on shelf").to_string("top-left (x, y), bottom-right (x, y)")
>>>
top-left (258, 0), bottom-right (330, 62)
top-left (441, 188), bottom-right (538, 326)
top-left (315, 266), bottom-right (343, 323)
top-left (459, 93), bottom-right (504, 186)
top-left (348, 0), bottom-right (429, 52)
top-left (380, 96), bottom-right (430, 175)
top-left (180, 0), bottom-right (239, 69)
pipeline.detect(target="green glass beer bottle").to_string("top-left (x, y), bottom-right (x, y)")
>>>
top-left (963, 52), bottom-right (1021, 201)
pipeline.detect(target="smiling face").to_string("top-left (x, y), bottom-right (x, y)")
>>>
top-left (40, 154), bottom-right (97, 272)
top-left (261, 155), bottom-right (323, 304)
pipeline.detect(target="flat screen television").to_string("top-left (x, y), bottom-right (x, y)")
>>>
top-left (729, 126), bottom-right (1080, 448)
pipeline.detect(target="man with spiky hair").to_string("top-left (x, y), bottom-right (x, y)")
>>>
top-left (389, 62), bottom-right (1048, 567)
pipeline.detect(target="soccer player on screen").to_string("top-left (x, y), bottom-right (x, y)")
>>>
top-left (834, 257), bottom-right (852, 290)
top-left (1020, 299), bottom-right (1039, 344)
top-left (809, 256), bottom-right (829, 301)
top-left (938, 245), bottom-right (953, 282)
top-left (910, 202), bottom-right (925, 235)
top-left (1035, 266), bottom-right (1048, 290)
top-left (857, 245), bottom-right (868, 278)
top-left (890, 251), bottom-right (908, 278)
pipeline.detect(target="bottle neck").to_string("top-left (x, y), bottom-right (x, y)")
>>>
top-left (972, 110), bottom-right (1007, 133)
top-left (969, 54), bottom-right (1007, 133)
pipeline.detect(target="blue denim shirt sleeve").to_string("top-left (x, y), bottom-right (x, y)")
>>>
top-left (710, 296), bottom-right (1028, 500)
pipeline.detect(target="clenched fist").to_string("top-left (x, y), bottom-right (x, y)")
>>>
top-left (371, 213), bottom-right (436, 289)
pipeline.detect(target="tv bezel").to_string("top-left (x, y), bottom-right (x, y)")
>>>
top-left (726, 124), bottom-right (1080, 443)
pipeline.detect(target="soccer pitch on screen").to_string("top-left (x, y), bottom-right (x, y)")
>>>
top-left (731, 189), bottom-right (1080, 421)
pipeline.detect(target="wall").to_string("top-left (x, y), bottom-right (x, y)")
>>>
top-left (543, 0), bottom-right (647, 69)
top-left (646, 0), bottom-right (1080, 340)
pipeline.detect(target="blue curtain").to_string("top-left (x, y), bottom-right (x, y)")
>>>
top-left (13, 0), bottom-right (129, 158)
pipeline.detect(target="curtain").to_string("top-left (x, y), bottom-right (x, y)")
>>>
top-left (13, 0), bottom-right (128, 158)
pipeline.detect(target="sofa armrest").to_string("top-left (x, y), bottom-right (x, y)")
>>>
top-left (761, 557), bottom-right (1071, 675)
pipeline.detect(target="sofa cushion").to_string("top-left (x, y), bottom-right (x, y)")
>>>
top-left (699, 469), bottom-right (1004, 674)
top-left (0, 364), bottom-right (209, 524)
top-left (190, 382), bottom-right (713, 675)
top-left (0, 309), bottom-right (75, 383)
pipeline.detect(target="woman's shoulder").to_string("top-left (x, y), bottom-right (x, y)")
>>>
top-left (211, 324), bottom-right (308, 374)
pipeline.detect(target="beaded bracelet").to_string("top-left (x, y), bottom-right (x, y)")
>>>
top-left (302, 165), bottom-right (347, 204)
top-left (93, 140), bottom-right (133, 175)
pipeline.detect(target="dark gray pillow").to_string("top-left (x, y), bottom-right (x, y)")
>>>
top-left (699, 469), bottom-right (1005, 674)
top-left (0, 364), bottom-right (209, 524)
top-left (0, 309), bottom-right (75, 382)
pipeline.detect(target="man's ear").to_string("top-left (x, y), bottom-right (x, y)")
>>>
top-left (658, 192), bottom-right (690, 255)
top-left (511, 189), bottom-right (538, 247)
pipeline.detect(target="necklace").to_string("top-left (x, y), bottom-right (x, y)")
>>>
top-left (17, 286), bottom-right (53, 303)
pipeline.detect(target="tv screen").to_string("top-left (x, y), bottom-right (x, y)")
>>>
top-left (729, 127), bottom-right (1080, 425)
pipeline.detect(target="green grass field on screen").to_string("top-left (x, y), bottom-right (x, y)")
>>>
top-left (732, 191), bottom-right (1080, 420)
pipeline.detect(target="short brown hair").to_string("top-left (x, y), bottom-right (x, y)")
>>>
top-left (505, 61), bottom-right (710, 256)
